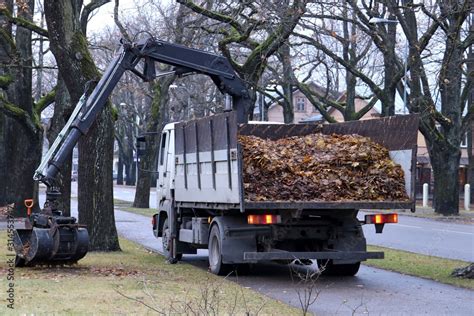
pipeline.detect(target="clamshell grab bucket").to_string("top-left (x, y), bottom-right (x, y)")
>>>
top-left (13, 225), bottom-right (89, 266)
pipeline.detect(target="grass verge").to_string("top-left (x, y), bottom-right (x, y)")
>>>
top-left (365, 245), bottom-right (474, 290)
top-left (0, 231), bottom-right (299, 315)
top-left (114, 199), bottom-right (155, 217)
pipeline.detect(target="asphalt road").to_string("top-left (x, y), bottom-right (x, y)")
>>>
top-left (361, 212), bottom-right (474, 262)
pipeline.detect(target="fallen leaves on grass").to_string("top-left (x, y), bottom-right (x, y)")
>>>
top-left (240, 133), bottom-right (408, 202)
top-left (15, 265), bottom-right (142, 279)
top-left (90, 267), bottom-right (141, 277)
top-left (0, 203), bottom-right (14, 217)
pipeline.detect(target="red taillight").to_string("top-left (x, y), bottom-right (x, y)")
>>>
top-left (365, 213), bottom-right (398, 224)
top-left (247, 214), bottom-right (281, 225)
top-left (152, 216), bottom-right (156, 227)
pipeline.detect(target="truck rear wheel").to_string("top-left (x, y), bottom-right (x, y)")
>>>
top-left (208, 225), bottom-right (230, 275)
top-left (162, 218), bottom-right (182, 263)
top-left (318, 260), bottom-right (360, 276)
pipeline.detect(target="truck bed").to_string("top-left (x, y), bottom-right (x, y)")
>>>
top-left (174, 112), bottom-right (418, 212)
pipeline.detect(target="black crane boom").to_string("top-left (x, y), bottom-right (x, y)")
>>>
top-left (41, 38), bottom-right (250, 185)
top-left (13, 38), bottom-right (250, 267)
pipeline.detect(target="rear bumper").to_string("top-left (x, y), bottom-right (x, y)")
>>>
top-left (243, 250), bottom-right (383, 262)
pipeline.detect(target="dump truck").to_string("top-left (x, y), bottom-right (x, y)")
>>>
top-left (150, 113), bottom-right (418, 275)
top-left (12, 37), bottom-right (419, 276)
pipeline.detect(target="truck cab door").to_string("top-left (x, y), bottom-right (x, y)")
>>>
top-left (157, 130), bottom-right (169, 200)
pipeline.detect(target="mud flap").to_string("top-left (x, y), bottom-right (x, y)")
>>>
top-left (211, 217), bottom-right (258, 264)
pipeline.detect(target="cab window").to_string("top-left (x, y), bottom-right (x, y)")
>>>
top-left (159, 132), bottom-right (168, 165)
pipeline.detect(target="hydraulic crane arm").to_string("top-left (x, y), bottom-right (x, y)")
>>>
top-left (37, 38), bottom-right (251, 186)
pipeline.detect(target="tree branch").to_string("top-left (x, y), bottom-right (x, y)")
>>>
top-left (177, 0), bottom-right (244, 34)
top-left (462, 20), bottom-right (474, 49)
top-left (242, 0), bottom-right (306, 76)
top-left (295, 82), bottom-right (337, 123)
top-left (113, 0), bottom-right (131, 42)
top-left (0, 74), bottom-right (13, 89)
top-left (354, 96), bottom-right (378, 120)
top-left (0, 28), bottom-right (17, 54)
top-left (0, 96), bottom-right (39, 134)
top-left (34, 88), bottom-right (57, 114)
top-left (0, 7), bottom-right (48, 37)
top-left (461, 75), bottom-right (474, 133)
top-left (80, 0), bottom-right (110, 34)
top-left (294, 32), bottom-right (385, 100)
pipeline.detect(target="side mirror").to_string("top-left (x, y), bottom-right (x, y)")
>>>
top-left (136, 132), bottom-right (160, 175)
top-left (136, 136), bottom-right (146, 158)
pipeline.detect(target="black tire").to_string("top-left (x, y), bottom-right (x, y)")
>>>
top-left (318, 260), bottom-right (360, 276)
top-left (162, 218), bottom-right (182, 263)
top-left (208, 225), bottom-right (231, 275)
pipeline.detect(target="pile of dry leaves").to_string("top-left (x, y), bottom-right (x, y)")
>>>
top-left (239, 133), bottom-right (408, 202)
top-left (0, 203), bottom-right (14, 218)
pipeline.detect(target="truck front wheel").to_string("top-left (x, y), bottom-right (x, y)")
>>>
top-left (318, 260), bottom-right (360, 276)
top-left (162, 218), bottom-right (182, 263)
top-left (208, 225), bottom-right (230, 275)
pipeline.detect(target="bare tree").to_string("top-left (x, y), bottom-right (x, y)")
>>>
top-left (44, 0), bottom-right (120, 250)
top-left (393, 0), bottom-right (473, 215)
top-left (295, 0), bottom-right (473, 215)
top-left (0, 1), bottom-right (55, 215)
top-left (292, 1), bottom-right (384, 122)
top-left (177, 0), bottom-right (308, 120)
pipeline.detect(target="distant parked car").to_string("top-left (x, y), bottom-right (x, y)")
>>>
top-left (71, 171), bottom-right (78, 181)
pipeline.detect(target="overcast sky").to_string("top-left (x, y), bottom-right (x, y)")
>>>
top-left (87, 0), bottom-right (138, 34)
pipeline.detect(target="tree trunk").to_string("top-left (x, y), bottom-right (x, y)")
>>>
top-left (44, 0), bottom-right (120, 251)
top-left (468, 123), bottom-right (474, 205)
top-left (0, 0), bottom-right (42, 216)
top-left (131, 161), bottom-right (136, 185)
top-left (0, 1), bottom-right (13, 204)
top-left (78, 106), bottom-right (119, 250)
top-left (428, 11), bottom-right (464, 216)
top-left (381, 15), bottom-right (397, 117)
top-left (342, 4), bottom-right (356, 121)
top-left (430, 145), bottom-right (461, 215)
top-left (0, 112), bottom-right (5, 206)
top-left (468, 30), bottom-right (474, 204)
top-left (282, 102), bottom-right (294, 123)
top-left (117, 152), bottom-right (124, 185)
top-left (123, 143), bottom-right (134, 185)
top-left (279, 44), bottom-right (294, 124)
top-left (3, 118), bottom-right (42, 216)
top-left (263, 101), bottom-right (270, 121)
top-left (133, 137), bottom-right (158, 208)
top-left (125, 164), bottom-right (130, 184)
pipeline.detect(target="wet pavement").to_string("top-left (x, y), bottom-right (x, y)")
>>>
top-left (111, 205), bottom-right (474, 315)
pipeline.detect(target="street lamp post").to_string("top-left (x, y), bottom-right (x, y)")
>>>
top-left (369, 17), bottom-right (409, 114)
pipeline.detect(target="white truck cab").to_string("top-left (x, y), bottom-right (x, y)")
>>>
top-left (157, 123), bottom-right (176, 204)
